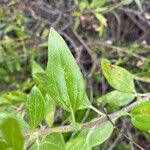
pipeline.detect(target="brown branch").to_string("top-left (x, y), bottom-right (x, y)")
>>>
top-left (25, 94), bottom-right (150, 137)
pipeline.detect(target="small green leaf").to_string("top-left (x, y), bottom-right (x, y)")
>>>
top-left (90, 0), bottom-right (107, 9)
top-left (101, 59), bottom-right (135, 93)
top-left (32, 60), bottom-right (45, 81)
top-left (121, 0), bottom-right (133, 5)
top-left (30, 133), bottom-right (65, 150)
top-left (45, 97), bottom-right (56, 127)
top-left (26, 86), bottom-right (45, 129)
top-left (98, 90), bottom-right (135, 106)
top-left (1, 117), bottom-right (24, 150)
top-left (0, 91), bottom-right (27, 106)
top-left (67, 121), bottom-right (114, 149)
top-left (40, 28), bottom-right (86, 112)
top-left (131, 100), bottom-right (150, 130)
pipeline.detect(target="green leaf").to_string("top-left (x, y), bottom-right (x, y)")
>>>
top-left (0, 140), bottom-right (9, 150)
top-left (101, 59), bottom-right (135, 93)
top-left (1, 117), bottom-right (24, 150)
top-left (90, 0), bottom-right (107, 9)
top-left (66, 136), bottom-right (91, 150)
top-left (32, 60), bottom-right (45, 80)
top-left (121, 0), bottom-right (133, 5)
top-left (45, 97), bottom-right (56, 127)
top-left (0, 91), bottom-right (27, 106)
top-left (43, 28), bottom-right (86, 112)
top-left (78, 94), bottom-right (91, 110)
top-left (131, 100), bottom-right (150, 130)
top-left (26, 86), bottom-right (45, 129)
top-left (66, 121), bottom-right (114, 149)
top-left (0, 113), bottom-right (29, 130)
top-left (98, 90), bottom-right (135, 106)
top-left (30, 133), bottom-right (65, 150)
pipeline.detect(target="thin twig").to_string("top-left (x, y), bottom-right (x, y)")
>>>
top-left (24, 95), bottom-right (150, 137)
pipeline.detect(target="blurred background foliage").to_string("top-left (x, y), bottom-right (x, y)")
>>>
top-left (0, 0), bottom-right (150, 149)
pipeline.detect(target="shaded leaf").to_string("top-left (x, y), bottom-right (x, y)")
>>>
top-left (134, 0), bottom-right (142, 11)
top-left (1, 117), bottom-right (24, 150)
top-left (26, 86), bottom-right (45, 129)
top-left (101, 59), bottom-right (135, 93)
top-left (98, 90), bottom-right (135, 106)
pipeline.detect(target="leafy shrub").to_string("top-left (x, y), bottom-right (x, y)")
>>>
top-left (0, 28), bottom-right (149, 150)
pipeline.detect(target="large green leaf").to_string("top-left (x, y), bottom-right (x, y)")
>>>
top-left (101, 59), bottom-right (135, 93)
top-left (39, 28), bottom-right (86, 112)
top-left (98, 90), bottom-right (135, 106)
top-left (1, 117), bottom-right (24, 150)
top-left (131, 100), bottom-right (150, 130)
top-left (66, 121), bottom-right (114, 149)
top-left (30, 133), bottom-right (65, 150)
top-left (26, 86), bottom-right (45, 129)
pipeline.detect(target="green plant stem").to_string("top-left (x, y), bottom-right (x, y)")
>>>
top-left (90, 105), bottom-right (104, 116)
top-left (138, 92), bottom-right (150, 96)
top-left (24, 95), bottom-right (150, 137)
top-left (71, 109), bottom-right (76, 124)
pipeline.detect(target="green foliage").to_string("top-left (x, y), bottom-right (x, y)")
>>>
top-left (1, 117), bottom-right (24, 150)
top-left (101, 58), bottom-right (135, 93)
top-left (0, 24), bottom-right (149, 149)
top-left (131, 101), bottom-right (150, 130)
top-left (98, 90), bottom-right (135, 106)
top-left (26, 86), bottom-right (45, 129)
